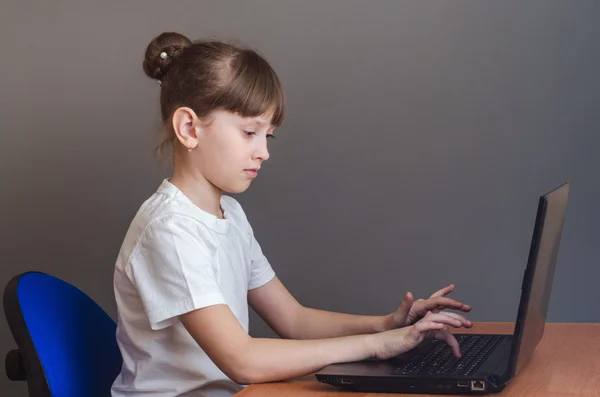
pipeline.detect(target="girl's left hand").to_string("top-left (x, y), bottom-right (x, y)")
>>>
top-left (385, 284), bottom-right (473, 330)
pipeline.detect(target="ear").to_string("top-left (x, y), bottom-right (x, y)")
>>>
top-left (172, 107), bottom-right (201, 150)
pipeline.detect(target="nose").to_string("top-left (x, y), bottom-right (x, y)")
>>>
top-left (252, 139), bottom-right (270, 162)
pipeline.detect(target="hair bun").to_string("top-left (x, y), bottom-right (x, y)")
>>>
top-left (143, 32), bottom-right (192, 81)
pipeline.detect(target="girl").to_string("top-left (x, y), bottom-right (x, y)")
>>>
top-left (111, 32), bottom-right (473, 397)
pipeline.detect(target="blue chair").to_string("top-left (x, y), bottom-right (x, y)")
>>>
top-left (3, 271), bottom-right (122, 397)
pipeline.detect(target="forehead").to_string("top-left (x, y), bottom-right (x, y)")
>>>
top-left (224, 111), bottom-right (275, 127)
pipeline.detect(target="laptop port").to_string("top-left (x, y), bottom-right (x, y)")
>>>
top-left (471, 380), bottom-right (485, 391)
top-left (340, 378), bottom-right (354, 385)
top-left (457, 381), bottom-right (469, 387)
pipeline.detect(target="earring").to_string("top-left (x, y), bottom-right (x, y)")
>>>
top-left (187, 145), bottom-right (196, 152)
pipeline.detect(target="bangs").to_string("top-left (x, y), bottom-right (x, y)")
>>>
top-left (215, 49), bottom-right (285, 126)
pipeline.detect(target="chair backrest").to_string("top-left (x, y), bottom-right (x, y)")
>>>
top-left (3, 271), bottom-right (122, 397)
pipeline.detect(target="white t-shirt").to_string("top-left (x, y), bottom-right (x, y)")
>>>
top-left (111, 179), bottom-right (275, 397)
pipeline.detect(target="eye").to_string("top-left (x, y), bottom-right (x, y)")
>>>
top-left (244, 131), bottom-right (256, 137)
top-left (266, 134), bottom-right (276, 140)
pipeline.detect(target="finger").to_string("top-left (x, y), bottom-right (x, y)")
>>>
top-left (422, 310), bottom-right (453, 323)
top-left (404, 292), bottom-right (415, 306)
top-left (439, 330), bottom-right (461, 358)
top-left (429, 297), bottom-right (472, 312)
top-left (433, 311), bottom-right (473, 327)
top-left (424, 312), bottom-right (466, 328)
top-left (430, 284), bottom-right (455, 298)
top-left (390, 292), bottom-right (414, 327)
top-left (396, 292), bottom-right (414, 315)
top-left (414, 321), bottom-right (445, 334)
top-left (413, 298), bottom-right (462, 315)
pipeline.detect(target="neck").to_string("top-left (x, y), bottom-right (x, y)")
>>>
top-left (169, 165), bottom-right (224, 219)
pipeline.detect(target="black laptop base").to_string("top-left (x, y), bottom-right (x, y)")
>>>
top-left (316, 373), bottom-right (507, 395)
top-left (316, 333), bottom-right (514, 395)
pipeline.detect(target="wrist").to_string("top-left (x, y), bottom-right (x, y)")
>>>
top-left (377, 314), bottom-right (394, 333)
top-left (364, 332), bottom-right (380, 359)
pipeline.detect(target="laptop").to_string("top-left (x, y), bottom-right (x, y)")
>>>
top-left (316, 182), bottom-right (569, 394)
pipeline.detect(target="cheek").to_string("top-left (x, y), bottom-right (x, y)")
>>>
top-left (215, 141), bottom-right (243, 168)
top-left (205, 132), bottom-right (234, 157)
top-left (202, 135), bottom-right (247, 179)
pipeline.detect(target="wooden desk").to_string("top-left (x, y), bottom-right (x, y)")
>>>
top-left (237, 323), bottom-right (600, 397)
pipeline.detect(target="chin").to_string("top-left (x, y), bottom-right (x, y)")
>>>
top-left (220, 182), bottom-right (252, 195)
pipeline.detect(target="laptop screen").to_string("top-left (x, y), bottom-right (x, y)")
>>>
top-left (509, 183), bottom-right (569, 377)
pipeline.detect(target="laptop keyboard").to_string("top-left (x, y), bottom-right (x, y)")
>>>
top-left (392, 335), bottom-right (505, 377)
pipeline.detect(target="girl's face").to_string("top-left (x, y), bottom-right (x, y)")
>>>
top-left (190, 109), bottom-right (275, 194)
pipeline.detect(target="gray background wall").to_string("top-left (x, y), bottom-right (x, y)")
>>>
top-left (1, 1), bottom-right (598, 395)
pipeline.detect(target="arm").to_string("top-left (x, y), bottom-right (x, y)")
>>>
top-left (291, 307), bottom-right (390, 338)
top-left (180, 302), bottom-right (466, 385)
top-left (248, 277), bottom-right (389, 339)
top-left (180, 304), bottom-right (375, 385)
top-left (248, 278), bottom-right (472, 340)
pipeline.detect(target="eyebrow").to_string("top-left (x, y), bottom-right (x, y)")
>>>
top-left (246, 118), bottom-right (274, 127)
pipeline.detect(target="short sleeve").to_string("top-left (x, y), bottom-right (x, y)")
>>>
top-left (247, 226), bottom-right (276, 290)
top-left (126, 216), bottom-right (227, 330)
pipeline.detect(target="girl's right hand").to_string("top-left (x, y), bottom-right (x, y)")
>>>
top-left (370, 311), bottom-right (468, 361)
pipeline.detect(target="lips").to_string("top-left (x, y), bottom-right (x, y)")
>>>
top-left (244, 169), bottom-right (259, 178)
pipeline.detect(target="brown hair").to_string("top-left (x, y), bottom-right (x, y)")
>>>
top-left (142, 32), bottom-right (285, 160)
